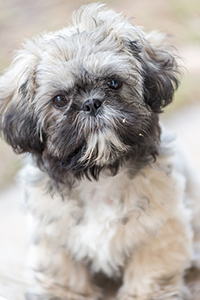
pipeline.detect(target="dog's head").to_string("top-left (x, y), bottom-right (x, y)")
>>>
top-left (0, 3), bottom-right (179, 184)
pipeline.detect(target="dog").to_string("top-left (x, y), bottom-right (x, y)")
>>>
top-left (0, 3), bottom-right (199, 300)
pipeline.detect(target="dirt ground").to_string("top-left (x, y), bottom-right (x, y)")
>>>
top-left (0, 0), bottom-right (200, 299)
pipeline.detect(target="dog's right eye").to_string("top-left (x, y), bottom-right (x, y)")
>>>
top-left (107, 78), bottom-right (122, 90)
top-left (52, 94), bottom-right (69, 109)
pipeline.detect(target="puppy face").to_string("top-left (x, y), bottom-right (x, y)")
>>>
top-left (0, 3), bottom-right (179, 184)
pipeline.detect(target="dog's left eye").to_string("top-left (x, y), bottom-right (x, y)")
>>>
top-left (107, 79), bottom-right (122, 90)
top-left (52, 94), bottom-right (69, 109)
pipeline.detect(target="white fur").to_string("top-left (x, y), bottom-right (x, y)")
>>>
top-left (21, 131), bottom-right (194, 299)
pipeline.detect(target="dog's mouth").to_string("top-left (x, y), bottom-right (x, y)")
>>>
top-left (61, 144), bottom-right (86, 168)
top-left (43, 107), bottom-right (160, 183)
top-left (58, 133), bottom-right (123, 173)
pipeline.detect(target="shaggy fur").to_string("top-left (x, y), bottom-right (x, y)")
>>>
top-left (0, 3), bottom-right (198, 300)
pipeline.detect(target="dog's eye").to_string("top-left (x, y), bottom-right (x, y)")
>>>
top-left (107, 79), bottom-right (122, 90)
top-left (52, 94), bottom-right (69, 109)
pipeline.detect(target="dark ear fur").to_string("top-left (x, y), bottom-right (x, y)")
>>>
top-left (1, 92), bottom-right (45, 155)
top-left (129, 32), bottom-right (180, 113)
top-left (0, 40), bottom-right (45, 155)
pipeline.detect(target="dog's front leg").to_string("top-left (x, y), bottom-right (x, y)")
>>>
top-left (117, 217), bottom-right (192, 300)
top-left (25, 217), bottom-right (101, 300)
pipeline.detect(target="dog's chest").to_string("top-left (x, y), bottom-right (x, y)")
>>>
top-left (67, 177), bottom-right (127, 275)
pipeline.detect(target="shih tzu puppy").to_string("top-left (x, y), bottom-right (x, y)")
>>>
top-left (0, 3), bottom-right (198, 300)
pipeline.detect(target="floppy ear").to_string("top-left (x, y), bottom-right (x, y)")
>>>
top-left (129, 32), bottom-right (180, 113)
top-left (0, 39), bottom-right (45, 155)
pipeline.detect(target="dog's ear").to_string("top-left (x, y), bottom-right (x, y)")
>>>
top-left (129, 32), bottom-right (180, 113)
top-left (0, 39), bottom-right (45, 155)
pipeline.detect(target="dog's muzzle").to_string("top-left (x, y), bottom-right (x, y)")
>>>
top-left (82, 98), bottom-right (103, 117)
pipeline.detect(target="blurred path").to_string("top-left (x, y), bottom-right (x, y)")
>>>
top-left (0, 187), bottom-right (32, 299)
top-left (162, 102), bottom-right (200, 170)
top-left (0, 102), bottom-right (200, 299)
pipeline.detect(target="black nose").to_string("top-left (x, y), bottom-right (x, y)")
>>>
top-left (82, 99), bottom-right (102, 116)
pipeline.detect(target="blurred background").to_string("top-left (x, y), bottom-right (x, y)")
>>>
top-left (0, 0), bottom-right (200, 298)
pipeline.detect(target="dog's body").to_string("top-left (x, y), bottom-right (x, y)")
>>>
top-left (23, 138), bottom-right (193, 300)
top-left (0, 3), bottom-right (199, 300)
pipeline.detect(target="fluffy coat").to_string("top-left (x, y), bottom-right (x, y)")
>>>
top-left (0, 3), bottom-right (198, 300)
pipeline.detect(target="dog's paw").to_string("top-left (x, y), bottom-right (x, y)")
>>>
top-left (117, 297), bottom-right (182, 300)
top-left (152, 295), bottom-right (183, 300)
top-left (151, 289), bottom-right (190, 300)
top-left (116, 293), bottom-right (185, 300)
